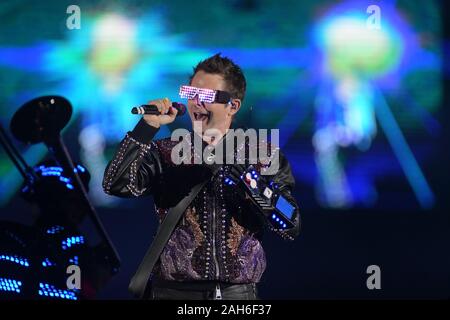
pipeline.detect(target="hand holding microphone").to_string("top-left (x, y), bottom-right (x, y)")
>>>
top-left (132, 98), bottom-right (186, 128)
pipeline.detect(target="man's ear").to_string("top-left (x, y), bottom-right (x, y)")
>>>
top-left (228, 99), bottom-right (241, 116)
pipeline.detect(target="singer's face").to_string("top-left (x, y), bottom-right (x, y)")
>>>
top-left (188, 71), bottom-right (233, 137)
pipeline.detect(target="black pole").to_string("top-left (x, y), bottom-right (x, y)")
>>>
top-left (0, 123), bottom-right (38, 184)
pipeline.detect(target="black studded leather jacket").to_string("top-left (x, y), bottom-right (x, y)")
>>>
top-left (103, 119), bottom-right (301, 284)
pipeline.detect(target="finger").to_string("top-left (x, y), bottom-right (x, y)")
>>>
top-left (162, 97), bottom-right (171, 114)
top-left (156, 101), bottom-right (164, 114)
top-left (163, 97), bottom-right (171, 107)
top-left (168, 106), bottom-right (178, 118)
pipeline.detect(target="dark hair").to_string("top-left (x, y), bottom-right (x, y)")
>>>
top-left (189, 53), bottom-right (246, 102)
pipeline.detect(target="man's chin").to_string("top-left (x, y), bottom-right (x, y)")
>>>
top-left (192, 120), bottom-right (207, 134)
top-left (192, 121), bottom-right (223, 138)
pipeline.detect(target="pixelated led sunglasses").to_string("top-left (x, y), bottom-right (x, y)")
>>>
top-left (179, 85), bottom-right (231, 104)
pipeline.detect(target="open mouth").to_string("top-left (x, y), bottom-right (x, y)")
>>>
top-left (193, 112), bottom-right (210, 121)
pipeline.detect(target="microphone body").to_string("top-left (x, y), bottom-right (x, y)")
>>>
top-left (131, 102), bottom-right (186, 116)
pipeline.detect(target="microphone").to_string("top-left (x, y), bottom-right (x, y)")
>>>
top-left (131, 102), bottom-right (186, 116)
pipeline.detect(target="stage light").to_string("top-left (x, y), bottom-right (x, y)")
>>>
top-left (0, 254), bottom-right (30, 267)
top-left (46, 225), bottom-right (65, 234)
top-left (0, 278), bottom-right (23, 293)
top-left (90, 14), bottom-right (138, 77)
top-left (62, 236), bottom-right (85, 250)
top-left (38, 282), bottom-right (78, 300)
top-left (42, 258), bottom-right (55, 267)
top-left (69, 255), bottom-right (79, 265)
top-left (315, 13), bottom-right (403, 77)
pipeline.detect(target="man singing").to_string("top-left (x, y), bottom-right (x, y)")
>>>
top-left (103, 54), bottom-right (301, 300)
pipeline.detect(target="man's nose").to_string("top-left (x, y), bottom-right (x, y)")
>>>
top-left (190, 94), bottom-right (203, 107)
top-left (193, 94), bottom-right (202, 105)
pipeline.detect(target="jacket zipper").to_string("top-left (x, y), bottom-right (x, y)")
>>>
top-left (214, 284), bottom-right (222, 300)
top-left (211, 195), bottom-right (220, 279)
top-left (212, 195), bottom-right (222, 300)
